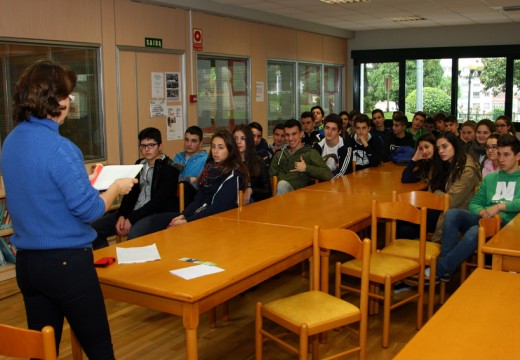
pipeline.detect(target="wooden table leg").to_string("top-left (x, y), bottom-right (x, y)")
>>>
top-left (183, 303), bottom-right (200, 360)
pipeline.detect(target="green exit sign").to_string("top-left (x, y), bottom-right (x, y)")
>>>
top-left (145, 38), bottom-right (163, 48)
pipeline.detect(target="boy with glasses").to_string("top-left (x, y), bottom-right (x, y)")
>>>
top-left (92, 127), bottom-right (178, 249)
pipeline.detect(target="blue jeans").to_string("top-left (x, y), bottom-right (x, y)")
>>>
top-left (276, 180), bottom-right (294, 195)
top-left (16, 248), bottom-right (114, 359)
top-left (436, 209), bottom-right (479, 276)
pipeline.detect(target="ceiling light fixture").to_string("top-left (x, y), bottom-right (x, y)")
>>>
top-left (320, 0), bottom-right (371, 4)
top-left (386, 16), bottom-right (427, 22)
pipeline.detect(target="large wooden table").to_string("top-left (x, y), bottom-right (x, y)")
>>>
top-left (92, 217), bottom-right (312, 360)
top-left (395, 268), bottom-right (520, 359)
top-left (482, 213), bottom-right (520, 272)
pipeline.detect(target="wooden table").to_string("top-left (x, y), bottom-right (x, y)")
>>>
top-left (482, 213), bottom-right (520, 272)
top-left (91, 217), bottom-right (312, 360)
top-left (395, 268), bottom-right (520, 359)
top-left (212, 189), bottom-right (371, 232)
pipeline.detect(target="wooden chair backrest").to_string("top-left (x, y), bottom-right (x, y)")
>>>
top-left (270, 176), bottom-right (278, 197)
top-left (312, 225), bottom-right (371, 314)
top-left (178, 182), bottom-right (185, 212)
top-left (352, 160), bottom-right (357, 173)
top-left (371, 199), bottom-right (427, 263)
top-left (0, 324), bottom-right (57, 360)
top-left (477, 214), bottom-right (501, 268)
top-left (397, 190), bottom-right (450, 213)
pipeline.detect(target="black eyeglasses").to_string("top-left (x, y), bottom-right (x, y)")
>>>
top-left (139, 143), bottom-right (158, 150)
top-left (496, 124), bottom-right (507, 128)
top-left (486, 145), bottom-right (498, 150)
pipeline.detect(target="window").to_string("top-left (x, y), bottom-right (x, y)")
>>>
top-left (197, 55), bottom-right (249, 136)
top-left (352, 45), bottom-right (519, 121)
top-left (267, 61), bottom-right (295, 130)
top-left (267, 60), bottom-right (344, 131)
top-left (405, 59), bottom-right (451, 118)
top-left (0, 42), bottom-right (104, 161)
top-left (361, 62), bottom-right (399, 116)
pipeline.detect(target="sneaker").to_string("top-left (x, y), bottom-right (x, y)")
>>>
top-left (394, 281), bottom-right (414, 294)
top-left (440, 273), bottom-right (453, 283)
top-left (423, 267), bottom-right (440, 286)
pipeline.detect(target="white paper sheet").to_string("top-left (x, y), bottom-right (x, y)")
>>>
top-left (170, 264), bottom-right (224, 280)
top-left (116, 243), bottom-right (161, 264)
top-left (92, 165), bottom-right (143, 190)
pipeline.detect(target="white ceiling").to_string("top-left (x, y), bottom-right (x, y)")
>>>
top-left (141, 0), bottom-right (520, 38)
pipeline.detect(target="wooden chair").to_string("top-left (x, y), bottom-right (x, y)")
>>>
top-left (0, 324), bottom-right (57, 360)
top-left (178, 181), bottom-right (185, 212)
top-left (462, 214), bottom-right (501, 278)
top-left (337, 200), bottom-right (426, 348)
top-left (352, 160), bottom-right (357, 173)
top-left (256, 225), bottom-right (371, 360)
top-left (394, 191), bottom-right (449, 319)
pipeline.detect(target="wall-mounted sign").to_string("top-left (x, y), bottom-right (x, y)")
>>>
top-left (145, 37), bottom-right (163, 48)
top-left (193, 28), bottom-right (203, 51)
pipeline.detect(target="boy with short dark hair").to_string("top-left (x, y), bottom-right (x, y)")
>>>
top-left (382, 114), bottom-right (415, 162)
top-left (444, 115), bottom-right (460, 137)
top-left (300, 111), bottom-right (320, 146)
top-left (270, 123), bottom-right (286, 154)
top-left (352, 114), bottom-right (381, 170)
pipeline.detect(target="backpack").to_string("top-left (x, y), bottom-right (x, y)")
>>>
top-left (390, 146), bottom-right (415, 165)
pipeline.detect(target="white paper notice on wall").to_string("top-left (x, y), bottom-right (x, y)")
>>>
top-left (256, 81), bottom-right (264, 102)
top-left (166, 105), bottom-right (183, 140)
top-left (150, 99), bottom-right (166, 118)
top-left (151, 72), bottom-right (165, 98)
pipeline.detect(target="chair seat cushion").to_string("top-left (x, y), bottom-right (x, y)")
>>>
top-left (380, 239), bottom-right (441, 261)
top-left (263, 290), bottom-right (360, 328)
top-left (342, 252), bottom-right (419, 280)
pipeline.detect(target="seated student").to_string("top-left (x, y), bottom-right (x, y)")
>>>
top-left (401, 133), bottom-right (436, 183)
top-left (433, 112), bottom-right (446, 133)
top-left (249, 122), bottom-right (273, 164)
top-left (351, 113), bottom-right (380, 170)
top-left (313, 113), bottom-right (353, 178)
top-left (460, 120), bottom-right (477, 144)
top-left (300, 111), bottom-right (320, 146)
top-left (382, 114), bottom-right (415, 162)
top-left (423, 116), bottom-right (436, 134)
top-left (443, 115), bottom-right (461, 138)
top-left (129, 130), bottom-right (248, 237)
top-left (482, 134), bottom-right (500, 178)
top-left (269, 123), bottom-right (286, 154)
top-left (311, 105), bottom-right (325, 133)
top-left (371, 108), bottom-right (392, 149)
top-left (339, 111), bottom-right (350, 136)
top-left (406, 111), bottom-right (429, 143)
top-left (91, 127), bottom-right (178, 249)
top-left (431, 134), bottom-right (520, 282)
top-left (171, 125), bottom-right (208, 205)
top-left (428, 132), bottom-right (482, 242)
top-left (466, 119), bottom-right (496, 169)
top-left (269, 119), bottom-right (333, 195)
top-left (233, 124), bottom-right (271, 204)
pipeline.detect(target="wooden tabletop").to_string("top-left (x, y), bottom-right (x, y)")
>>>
top-left (395, 268), bottom-right (520, 359)
top-left (212, 190), bottom-right (371, 230)
top-left (94, 217), bottom-right (312, 304)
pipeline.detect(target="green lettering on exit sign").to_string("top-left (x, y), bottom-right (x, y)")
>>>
top-left (145, 38), bottom-right (163, 48)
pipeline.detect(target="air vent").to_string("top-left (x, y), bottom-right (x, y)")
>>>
top-left (321, 0), bottom-right (371, 4)
top-left (491, 5), bottom-right (520, 12)
top-left (386, 16), bottom-right (427, 22)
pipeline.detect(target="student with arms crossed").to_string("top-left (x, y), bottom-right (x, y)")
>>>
top-left (91, 127), bottom-right (179, 249)
top-left (172, 125), bottom-right (208, 205)
top-left (300, 111), bottom-right (320, 146)
top-left (313, 113), bottom-right (353, 178)
top-left (431, 134), bottom-right (520, 282)
top-left (382, 114), bottom-right (415, 162)
top-left (233, 124), bottom-right (271, 204)
top-left (269, 123), bottom-right (286, 154)
top-left (351, 114), bottom-right (381, 170)
top-left (1, 60), bottom-right (137, 359)
top-left (270, 119), bottom-right (333, 195)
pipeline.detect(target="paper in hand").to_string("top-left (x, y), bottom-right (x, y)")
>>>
top-left (91, 164), bottom-right (143, 190)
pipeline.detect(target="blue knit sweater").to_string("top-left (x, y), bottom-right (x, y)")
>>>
top-left (1, 117), bottom-right (106, 250)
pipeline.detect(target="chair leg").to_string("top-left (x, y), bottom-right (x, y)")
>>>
top-left (460, 260), bottom-right (467, 284)
top-left (427, 259), bottom-right (437, 319)
top-left (209, 307), bottom-right (217, 328)
top-left (311, 334), bottom-right (319, 360)
top-left (439, 282), bottom-right (446, 305)
top-left (222, 301), bottom-right (229, 322)
top-left (417, 272), bottom-right (424, 331)
top-left (382, 275), bottom-right (392, 348)
top-left (299, 325), bottom-right (309, 360)
top-left (255, 302), bottom-right (263, 360)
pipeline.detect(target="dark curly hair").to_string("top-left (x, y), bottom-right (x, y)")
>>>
top-left (13, 59), bottom-right (77, 122)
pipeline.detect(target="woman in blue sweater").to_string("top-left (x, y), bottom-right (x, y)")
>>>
top-left (1, 60), bottom-right (136, 359)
